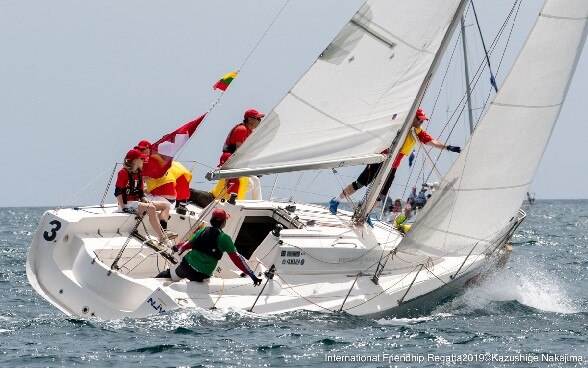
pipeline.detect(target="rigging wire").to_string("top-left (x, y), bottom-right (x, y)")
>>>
top-left (175, 0), bottom-right (292, 161)
top-left (410, 0), bottom-right (522, 189)
top-left (477, 0), bottom-right (523, 124)
top-left (471, 0), bottom-right (498, 92)
top-left (54, 164), bottom-right (117, 212)
top-left (65, 1), bottom-right (294, 208)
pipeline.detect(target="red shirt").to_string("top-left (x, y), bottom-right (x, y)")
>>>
top-left (416, 129), bottom-right (433, 144)
top-left (224, 124), bottom-right (252, 152)
top-left (115, 169), bottom-right (143, 201)
top-left (219, 123), bottom-right (253, 169)
top-left (393, 128), bottom-right (433, 168)
top-left (175, 175), bottom-right (191, 201)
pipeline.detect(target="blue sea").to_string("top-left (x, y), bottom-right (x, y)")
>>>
top-left (1, 201), bottom-right (586, 367)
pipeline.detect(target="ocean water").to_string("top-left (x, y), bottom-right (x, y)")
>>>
top-left (1, 201), bottom-right (586, 367)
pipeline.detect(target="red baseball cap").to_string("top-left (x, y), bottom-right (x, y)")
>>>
top-left (211, 208), bottom-right (230, 221)
top-left (125, 149), bottom-right (148, 161)
top-left (416, 108), bottom-right (429, 121)
top-left (134, 140), bottom-right (151, 150)
top-left (244, 109), bottom-right (265, 119)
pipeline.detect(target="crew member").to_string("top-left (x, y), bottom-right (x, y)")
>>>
top-left (329, 108), bottom-right (461, 214)
top-left (160, 208), bottom-right (262, 286)
top-left (115, 149), bottom-right (173, 246)
top-left (216, 109), bottom-right (265, 197)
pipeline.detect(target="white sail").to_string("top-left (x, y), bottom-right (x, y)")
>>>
top-left (209, 0), bottom-right (464, 179)
top-left (397, 0), bottom-right (588, 258)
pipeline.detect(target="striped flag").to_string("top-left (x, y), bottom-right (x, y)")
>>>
top-left (213, 71), bottom-right (238, 91)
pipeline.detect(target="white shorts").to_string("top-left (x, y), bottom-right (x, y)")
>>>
top-left (123, 201), bottom-right (140, 211)
top-left (145, 194), bottom-right (176, 207)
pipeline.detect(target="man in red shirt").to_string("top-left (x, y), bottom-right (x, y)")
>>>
top-left (329, 108), bottom-right (461, 215)
top-left (218, 108), bottom-right (265, 196)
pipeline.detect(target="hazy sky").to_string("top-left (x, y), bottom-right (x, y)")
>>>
top-left (1, 0), bottom-right (586, 207)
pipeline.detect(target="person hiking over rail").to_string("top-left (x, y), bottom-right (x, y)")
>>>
top-left (115, 149), bottom-right (175, 247)
top-left (156, 208), bottom-right (262, 286)
top-left (328, 108), bottom-right (461, 215)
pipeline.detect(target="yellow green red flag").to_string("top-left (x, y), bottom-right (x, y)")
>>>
top-left (213, 71), bottom-right (238, 91)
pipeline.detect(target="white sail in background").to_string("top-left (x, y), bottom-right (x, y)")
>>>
top-left (398, 0), bottom-right (588, 258)
top-left (209, 0), bottom-right (464, 179)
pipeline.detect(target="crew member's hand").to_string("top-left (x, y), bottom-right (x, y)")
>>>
top-left (446, 145), bottom-right (461, 153)
top-left (251, 274), bottom-right (262, 286)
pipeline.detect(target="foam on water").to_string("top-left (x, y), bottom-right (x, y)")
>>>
top-left (376, 313), bottom-right (453, 326)
top-left (446, 260), bottom-right (580, 314)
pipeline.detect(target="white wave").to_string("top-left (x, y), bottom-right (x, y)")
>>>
top-left (446, 260), bottom-right (579, 314)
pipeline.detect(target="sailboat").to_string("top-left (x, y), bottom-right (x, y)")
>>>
top-left (27, 0), bottom-right (587, 319)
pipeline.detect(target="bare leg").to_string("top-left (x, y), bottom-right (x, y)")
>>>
top-left (153, 201), bottom-right (170, 222)
top-left (138, 202), bottom-right (165, 240)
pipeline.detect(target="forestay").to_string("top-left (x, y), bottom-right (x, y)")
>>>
top-left (398, 0), bottom-right (588, 258)
top-left (208, 0), bottom-right (464, 179)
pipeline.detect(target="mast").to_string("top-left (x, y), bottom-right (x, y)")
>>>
top-left (461, 15), bottom-right (475, 134)
top-left (396, 0), bottom-right (588, 257)
top-left (355, 0), bottom-right (470, 223)
top-left (209, 1), bottom-right (470, 184)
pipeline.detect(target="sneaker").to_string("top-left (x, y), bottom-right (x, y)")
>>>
top-left (163, 230), bottom-right (178, 240)
top-left (160, 238), bottom-right (174, 249)
top-left (366, 215), bottom-right (374, 228)
top-left (328, 198), bottom-right (339, 214)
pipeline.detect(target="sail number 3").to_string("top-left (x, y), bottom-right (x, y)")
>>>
top-left (43, 220), bottom-right (62, 242)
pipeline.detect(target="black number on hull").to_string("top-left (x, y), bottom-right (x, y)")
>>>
top-left (43, 220), bottom-right (62, 242)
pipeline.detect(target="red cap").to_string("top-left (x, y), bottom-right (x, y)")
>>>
top-left (134, 140), bottom-right (151, 150)
top-left (125, 149), bottom-right (148, 161)
top-left (244, 109), bottom-right (265, 119)
top-left (211, 208), bottom-right (230, 221)
top-left (416, 108), bottom-right (429, 121)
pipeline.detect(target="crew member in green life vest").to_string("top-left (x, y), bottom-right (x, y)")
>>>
top-left (158, 208), bottom-right (262, 286)
top-left (393, 203), bottom-right (414, 234)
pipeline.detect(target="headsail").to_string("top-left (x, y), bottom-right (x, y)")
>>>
top-left (397, 0), bottom-right (588, 258)
top-left (207, 0), bottom-right (465, 180)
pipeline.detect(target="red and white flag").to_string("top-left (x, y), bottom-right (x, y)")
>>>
top-left (142, 114), bottom-right (206, 178)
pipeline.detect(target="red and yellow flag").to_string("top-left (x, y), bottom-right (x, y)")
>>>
top-left (213, 71), bottom-right (238, 91)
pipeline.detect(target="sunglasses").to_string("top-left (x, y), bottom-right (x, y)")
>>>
top-left (251, 116), bottom-right (261, 121)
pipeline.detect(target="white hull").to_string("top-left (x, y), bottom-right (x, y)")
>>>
top-left (26, 201), bottom-right (513, 319)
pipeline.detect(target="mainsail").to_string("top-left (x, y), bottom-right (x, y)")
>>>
top-left (397, 0), bottom-right (588, 258)
top-left (207, 0), bottom-right (465, 180)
